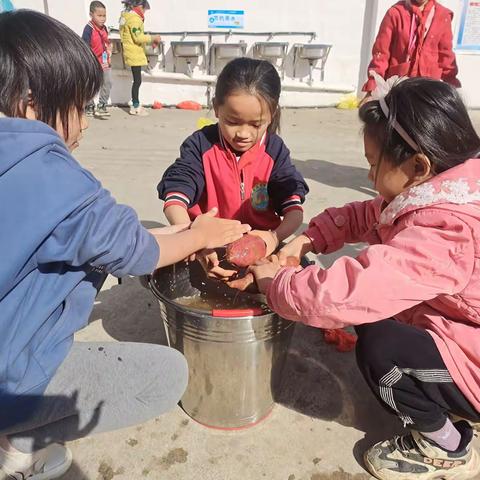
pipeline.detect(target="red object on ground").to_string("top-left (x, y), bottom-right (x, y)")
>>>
top-left (322, 329), bottom-right (357, 352)
top-left (226, 234), bottom-right (267, 268)
top-left (152, 101), bottom-right (163, 109)
top-left (176, 100), bottom-right (202, 111)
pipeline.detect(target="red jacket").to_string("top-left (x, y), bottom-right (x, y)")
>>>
top-left (158, 124), bottom-right (309, 230)
top-left (363, 0), bottom-right (460, 92)
top-left (82, 22), bottom-right (111, 70)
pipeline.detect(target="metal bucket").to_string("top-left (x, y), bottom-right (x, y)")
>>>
top-left (149, 261), bottom-right (294, 429)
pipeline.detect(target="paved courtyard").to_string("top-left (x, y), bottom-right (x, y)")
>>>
top-left (62, 107), bottom-right (480, 480)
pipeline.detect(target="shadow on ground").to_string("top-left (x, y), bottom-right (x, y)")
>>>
top-left (293, 158), bottom-right (376, 198)
top-left (90, 275), bottom-right (168, 346)
top-left (275, 242), bottom-right (402, 467)
top-left (60, 462), bottom-right (90, 479)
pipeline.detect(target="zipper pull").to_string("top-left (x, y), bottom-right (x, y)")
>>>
top-left (240, 182), bottom-right (245, 200)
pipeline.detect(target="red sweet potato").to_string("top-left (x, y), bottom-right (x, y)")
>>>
top-left (226, 234), bottom-right (267, 268)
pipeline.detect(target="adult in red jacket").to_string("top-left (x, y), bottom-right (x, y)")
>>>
top-left (362, 0), bottom-right (460, 94)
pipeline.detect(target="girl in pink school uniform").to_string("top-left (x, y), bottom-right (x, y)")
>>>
top-left (251, 77), bottom-right (480, 480)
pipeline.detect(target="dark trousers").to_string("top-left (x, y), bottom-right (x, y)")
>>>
top-left (131, 66), bottom-right (142, 107)
top-left (355, 319), bottom-right (480, 432)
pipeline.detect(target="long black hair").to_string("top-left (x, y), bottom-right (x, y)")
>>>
top-left (214, 57), bottom-right (282, 134)
top-left (359, 77), bottom-right (480, 173)
top-left (0, 9), bottom-right (102, 136)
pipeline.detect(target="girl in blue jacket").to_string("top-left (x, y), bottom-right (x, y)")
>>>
top-left (0, 10), bottom-right (249, 480)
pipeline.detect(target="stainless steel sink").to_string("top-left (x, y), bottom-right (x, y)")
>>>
top-left (110, 39), bottom-right (121, 55)
top-left (209, 42), bottom-right (247, 74)
top-left (293, 43), bottom-right (332, 84)
top-left (254, 42), bottom-right (289, 59)
top-left (171, 41), bottom-right (205, 58)
top-left (145, 41), bottom-right (164, 57)
top-left (212, 42), bottom-right (247, 59)
top-left (295, 43), bottom-right (331, 61)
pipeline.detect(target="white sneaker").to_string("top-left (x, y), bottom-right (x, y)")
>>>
top-left (129, 106), bottom-right (149, 117)
top-left (364, 421), bottom-right (480, 480)
top-left (0, 439), bottom-right (72, 480)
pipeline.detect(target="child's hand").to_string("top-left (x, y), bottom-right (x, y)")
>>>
top-left (249, 255), bottom-right (283, 294)
top-left (249, 230), bottom-right (279, 257)
top-left (148, 224), bottom-right (190, 236)
top-left (191, 208), bottom-right (251, 250)
top-left (278, 234), bottom-right (313, 266)
top-left (197, 249), bottom-right (238, 279)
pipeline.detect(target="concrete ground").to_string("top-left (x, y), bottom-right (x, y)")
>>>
top-left (64, 107), bottom-right (480, 480)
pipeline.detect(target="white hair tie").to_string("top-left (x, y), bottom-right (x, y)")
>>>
top-left (369, 70), bottom-right (420, 152)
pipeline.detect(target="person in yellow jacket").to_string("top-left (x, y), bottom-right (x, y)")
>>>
top-left (120, 0), bottom-right (160, 116)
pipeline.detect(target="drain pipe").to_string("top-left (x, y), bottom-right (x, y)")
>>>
top-left (357, 0), bottom-right (379, 96)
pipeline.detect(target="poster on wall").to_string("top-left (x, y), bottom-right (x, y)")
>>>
top-left (208, 10), bottom-right (244, 29)
top-left (456, 1), bottom-right (480, 52)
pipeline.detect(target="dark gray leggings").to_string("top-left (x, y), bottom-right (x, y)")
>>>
top-left (1, 342), bottom-right (188, 453)
top-left (131, 66), bottom-right (142, 107)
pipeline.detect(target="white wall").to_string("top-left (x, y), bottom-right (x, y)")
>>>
top-left (8, 0), bottom-right (480, 107)
top-left (102, 0), bottom-right (367, 106)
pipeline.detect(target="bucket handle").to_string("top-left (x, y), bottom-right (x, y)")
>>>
top-left (212, 308), bottom-right (265, 317)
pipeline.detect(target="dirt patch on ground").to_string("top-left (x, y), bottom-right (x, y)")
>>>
top-left (311, 469), bottom-right (370, 480)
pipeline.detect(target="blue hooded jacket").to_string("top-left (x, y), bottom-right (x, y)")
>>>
top-left (0, 118), bottom-right (159, 425)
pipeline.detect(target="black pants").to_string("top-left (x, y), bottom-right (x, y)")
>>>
top-left (131, 66), bottom-right (142, 107)
top-left (355, 319), bottom-right (480, 432)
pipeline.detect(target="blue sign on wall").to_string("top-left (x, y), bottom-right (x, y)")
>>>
top-left (456, 0), bottom-right (480, 52)
top-left (208, 10), bottom-right (244, 29)
top-left (0, 0), bottom-right (15, 12)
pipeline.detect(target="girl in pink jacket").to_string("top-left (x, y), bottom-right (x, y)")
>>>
top-left (251, 77), bottom-right (480, 480)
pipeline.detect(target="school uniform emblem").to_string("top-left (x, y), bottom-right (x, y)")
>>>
top-left (251, 183), bottom-right (269, 211)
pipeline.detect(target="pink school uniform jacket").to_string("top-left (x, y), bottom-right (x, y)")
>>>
top-left (267, 159), bottom-right (480, 411)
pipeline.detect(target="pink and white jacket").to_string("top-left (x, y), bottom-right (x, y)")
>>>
top-left (267, 159), bottom-right (480, 411)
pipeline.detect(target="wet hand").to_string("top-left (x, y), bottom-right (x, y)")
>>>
top-left (249, 230), bottom-right (279, 257)
top-left (278, 234), bottom-right (313, 266)
top-left (249, 255), bottom-right (282, 294)
top-left (197, 248), bottom-right (238, 280)
top-left (191, 208), bottom-right (251, 249)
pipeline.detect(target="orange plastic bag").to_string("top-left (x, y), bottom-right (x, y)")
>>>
top-left (176, 100), bottom-right (202, 111)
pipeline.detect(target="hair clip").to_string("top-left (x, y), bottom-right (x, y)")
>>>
top-left (369, 70), bottom-right (419, 152)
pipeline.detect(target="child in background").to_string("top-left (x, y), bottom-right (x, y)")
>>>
top-left (119, 0), bottom-right (160, 117)
top-left (362, 0), bottom-right (460, 99)
top-left (251, 77), bottom-right (480, 480)
top-left (0, 10), bottom-right (249, 479)
top-left (82, 1), bottom-right (112, 117)
top-left (158, 58), bottom-right (309, 278)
